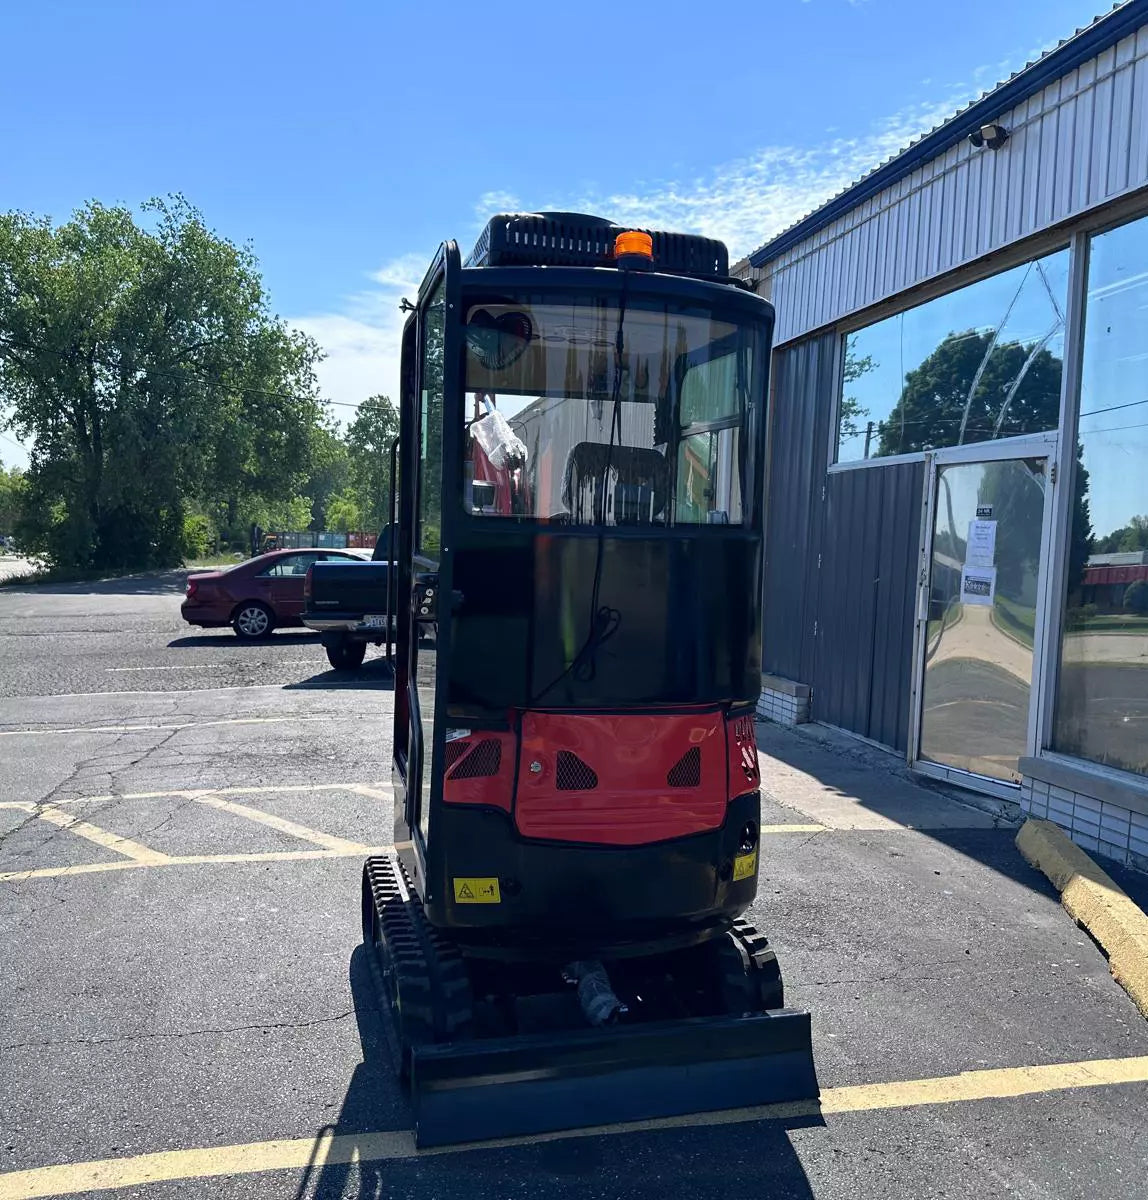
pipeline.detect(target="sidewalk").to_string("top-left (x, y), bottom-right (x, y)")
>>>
top-left (748, 716), bottom-right (1148, 1099)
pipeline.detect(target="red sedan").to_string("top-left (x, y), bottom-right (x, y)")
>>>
top-left (181, 549), bottom-right (368, 639)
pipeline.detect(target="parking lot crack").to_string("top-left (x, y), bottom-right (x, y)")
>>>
top-left (0, 1006), bottom-right (379, 1053)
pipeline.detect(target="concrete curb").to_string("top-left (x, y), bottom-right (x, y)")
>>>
top-left (1016, 818), bottom-right (1148, 1019)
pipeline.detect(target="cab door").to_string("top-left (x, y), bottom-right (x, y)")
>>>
top-left (392, 243), bottom-right (461, 879)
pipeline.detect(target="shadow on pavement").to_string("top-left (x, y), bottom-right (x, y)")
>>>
top-left (299, 946), bottom-right (820, 1200)
top-left (286, 659), bottom-right (396, 691)
top-left (756, 719), bottom-right (1148, 900)
top-left (294, 945), bottom-right (404, 1200)
top-left (167, 631), bottom-right (322, 648)
top-left (751, 720), bottom-right (1077, 897)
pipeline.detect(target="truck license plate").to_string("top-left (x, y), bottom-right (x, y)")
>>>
top-left (363, 614), bottom-right (388, 629)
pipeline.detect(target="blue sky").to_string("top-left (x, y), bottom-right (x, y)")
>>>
top-left (0, 0), bottom-right (1117, 470)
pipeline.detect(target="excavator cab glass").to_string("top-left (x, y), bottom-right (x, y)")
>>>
top-left (462, 295), bottom-right (763, 527)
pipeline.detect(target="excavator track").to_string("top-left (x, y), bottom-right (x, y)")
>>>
top-left (362, 856), bottom-right (817, 1146)
top-left (362, 855), bottom-right (472, 1072)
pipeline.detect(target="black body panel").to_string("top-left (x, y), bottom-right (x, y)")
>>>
top-left (421, 791), bottom-right (760, 959)
top-left (447, 528), bottom-right (763, 715)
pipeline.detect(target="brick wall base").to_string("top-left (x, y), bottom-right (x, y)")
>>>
top-left (1020, 774), bottom-right (1148, 872)
top-left (756, 674), bottom-right (811, 727)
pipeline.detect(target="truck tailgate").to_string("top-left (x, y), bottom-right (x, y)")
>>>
top-left (305, 560), bottom-right (392, 617)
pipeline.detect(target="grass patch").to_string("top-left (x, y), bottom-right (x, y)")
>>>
top-left (992, 594), bottom-right (1035, 649)
top-left (184, 553), bottom-right (244, 570)
top-left (1065, 612), bottom-right (1148, 635)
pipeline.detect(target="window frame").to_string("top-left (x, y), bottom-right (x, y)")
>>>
top-left (456, 286), bottom-right (769, 531)
top-left (1042, 209), bottom-right (1148, 778)
top-left (826, 233), bottom-right (1074, 474)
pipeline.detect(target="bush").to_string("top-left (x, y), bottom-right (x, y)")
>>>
top-left (1123, 580), bottom-right (1148, 615)
top-left (181, 513), bottom-right (214, 560)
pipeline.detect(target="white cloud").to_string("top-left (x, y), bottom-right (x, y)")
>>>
top-left (475, 190), bottom-right (521, 221)
top-left (292, 251), bottom-right (429, 426)
top-left (555, 89), bottom-right (978, 263)
top-left (293, 80), bottom-right (1000, 417)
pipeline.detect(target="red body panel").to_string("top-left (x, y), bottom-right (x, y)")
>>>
top-left (727, 713), bottom-right (760, 796)
top-left (441, 731), bottom-right (516, 811)
top-left (515, 710), bottom-right (728, 845)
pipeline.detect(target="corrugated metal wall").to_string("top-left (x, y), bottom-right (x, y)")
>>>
top-left (764, 337), bottom-right (923, 751)
top-left (762, 334), bottom-right (834, 683)
top-left (813, 460), bottom-right (923, 751)
top-left (754, 25), bottom-right (1148, 345)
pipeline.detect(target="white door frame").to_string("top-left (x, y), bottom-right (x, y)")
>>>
top-left (906, 431), bottom-right (1060, 799)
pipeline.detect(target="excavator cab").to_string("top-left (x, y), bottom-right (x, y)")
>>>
top-left (364, 213), bottom-right (817, 1146)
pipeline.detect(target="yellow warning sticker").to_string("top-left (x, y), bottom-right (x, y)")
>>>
top-left (453, 877), bottom-right (501, 904)
top-left (732, 850), bottom-right (757, 882)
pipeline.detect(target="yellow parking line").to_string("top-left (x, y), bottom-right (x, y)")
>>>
top-left (1, 1054), bottom-right (1145, 1198)
top-left (49, 782), bottom-right (393, 806)
top-left (0, 845), bottom-right (392, 883)
top-left (0, 861), bottom-right (143, 883)
top-left (34, 806), bottom-right (170, 865)
top-left (190, 793), bottom-right (370, 854)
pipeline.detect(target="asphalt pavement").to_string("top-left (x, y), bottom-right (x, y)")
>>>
top-left (0, 572), bottom-right (1146, 1199)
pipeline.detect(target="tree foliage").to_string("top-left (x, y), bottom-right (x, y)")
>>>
top-left (0, 198), bottom-right (323, 569)
top-left (839, 346), bottom-right (874, 446)
top-left (877, 330), bottom-right (1061, 458)
top-left (1095, 514), bottom-right (1148, 555)
top-left (0, 461), bottom-right (24, 534)
top-left (300, 422), bottom-right (351, 531)
top-left (345, 393), bottom-right (400, 533)
top-left (1124, 580), bottom-right (1148, 615)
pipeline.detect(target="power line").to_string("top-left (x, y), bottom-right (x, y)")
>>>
top-left (1078, 396), bottom-right (1148, 419)
top-left (1078, 419), bottom-right (1148, 436)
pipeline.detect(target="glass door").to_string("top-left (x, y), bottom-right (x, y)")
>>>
top-left (910, 437), bottom-right (1056, 790)
top-left (406, 274), bottom-right (446, 845)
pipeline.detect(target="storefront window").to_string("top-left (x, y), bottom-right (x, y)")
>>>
top-left (1053, 214), bottom-right (1148, 776)
top-left (838, 249), bottom-right (1069, 463)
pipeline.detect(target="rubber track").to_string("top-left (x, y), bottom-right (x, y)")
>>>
top-left (363, 856), bottom-right (473, 1051)
top-left (729, 918), bottom-right (785, 1010)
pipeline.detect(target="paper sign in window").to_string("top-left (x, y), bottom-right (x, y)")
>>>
top-left (960, 565), bottom-right (997, 606)
top-left (965, 519), bottom-right (997, 567)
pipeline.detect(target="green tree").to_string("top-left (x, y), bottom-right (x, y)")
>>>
top-left (0, 461), bottom-right (24, 533)
top-left (1095, 514), bottom-right (1148, 554)
top-left (878, 330), bottom-right (1062, 457)
top-left (1123, 579), bottom-right (1148, 615)
top-left (301, 422), bottom-right (351, 531)
top-left (0, 198), bottom-right (324, 570)
top-left (325, 489), bottom-right (362, 533)
top-left (839, 342), bottom-right (874, 447)
top-left (345, 393), bottom-right (400, 533)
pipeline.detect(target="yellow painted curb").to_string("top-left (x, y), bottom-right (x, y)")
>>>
top-left (1016, 818), bottom-right (1148, 1018)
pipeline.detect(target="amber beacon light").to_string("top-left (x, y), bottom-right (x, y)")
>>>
top-left (614, 229), bottom-right (654, 265)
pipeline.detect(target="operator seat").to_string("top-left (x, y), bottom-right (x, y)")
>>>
top-left (561, 442), bottom-right (668, 524)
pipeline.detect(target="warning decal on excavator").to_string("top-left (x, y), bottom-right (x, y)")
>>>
top-left (453, 877), bottom-right (501, 904)
top-left (733, 850), bottom-right (757, 882)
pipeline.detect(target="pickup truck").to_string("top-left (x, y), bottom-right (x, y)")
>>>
top-left (302, 526), bottom-right (396, 670)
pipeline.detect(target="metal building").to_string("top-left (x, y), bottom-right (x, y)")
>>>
top-left (738, 0), bottom-right (1148, 867)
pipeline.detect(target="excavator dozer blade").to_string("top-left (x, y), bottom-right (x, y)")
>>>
top-left (410, 1008), bottom-right (818, 1148)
